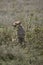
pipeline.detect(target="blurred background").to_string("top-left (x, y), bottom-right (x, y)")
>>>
top-left (0, 0), bottom-right (43, 65)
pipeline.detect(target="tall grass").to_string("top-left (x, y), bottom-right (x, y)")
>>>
top-left (0, 20), bottom-right (43, 65)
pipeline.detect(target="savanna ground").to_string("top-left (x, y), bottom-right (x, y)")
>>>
top-left (0, 0), bottom-right (43, 65)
